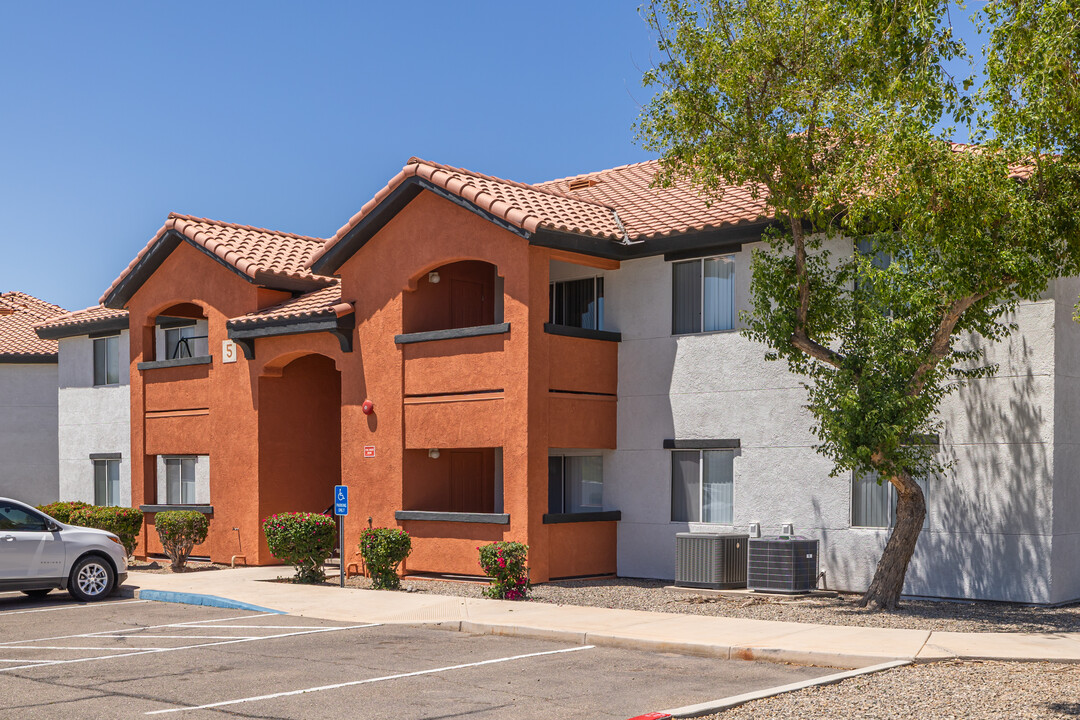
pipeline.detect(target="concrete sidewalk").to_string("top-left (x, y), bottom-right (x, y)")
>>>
top-left (124, 568), bottom-right (1080, 669)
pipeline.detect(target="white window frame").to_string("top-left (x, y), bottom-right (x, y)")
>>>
top-left (548, 450), bottom-right (604, 514)
top-left (93, 335), bottom-right (120, 386)
top-left (93, 458), bottom-right (121, 506)
top-left (670, 449), bottom-right (735, 524)
top-left (671, 254), bottom-right (736, 335)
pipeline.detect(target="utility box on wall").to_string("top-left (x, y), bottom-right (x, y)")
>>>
top-left (747, 537), bottom-right (819, 593)
top-left (675, 533), bottom-right (749, 589)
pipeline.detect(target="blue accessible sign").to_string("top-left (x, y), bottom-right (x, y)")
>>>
top-left (334, 485), bottom-right (349, 516)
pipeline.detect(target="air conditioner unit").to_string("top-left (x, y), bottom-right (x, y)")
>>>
top-left (674, 533), bottom-right (749, 589)
top-left (747, 537), bottom-right (819, 594)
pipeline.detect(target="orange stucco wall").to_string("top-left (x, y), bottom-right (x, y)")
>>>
top-left (125, 191), bottom-right (619, 580)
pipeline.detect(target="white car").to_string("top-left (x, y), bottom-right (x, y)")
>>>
top-left (0, 497), bottom-right (128, 602)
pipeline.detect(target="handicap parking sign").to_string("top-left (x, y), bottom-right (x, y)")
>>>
top-left (334, 485), bottom-right (348, 516)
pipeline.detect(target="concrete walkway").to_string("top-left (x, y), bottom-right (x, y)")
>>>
top-left (124, 568), bottom-right (1080, 669)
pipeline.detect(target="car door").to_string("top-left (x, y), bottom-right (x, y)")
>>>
top-left (0, 501), bottom-right (66, 582)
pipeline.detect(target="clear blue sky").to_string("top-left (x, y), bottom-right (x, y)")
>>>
top-left (0, 2), bottom-right (984, 311)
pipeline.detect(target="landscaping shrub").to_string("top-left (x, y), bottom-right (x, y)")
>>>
top-left (155, 511), bottom-right (209, 570)
top-left (37, 501), bottom-right (92, 524)
top-left (69, 506), bottom-right (143, 557)
top-left (478, 541), bottom-right (530, 600)
top-left (262, 512), bottom-right (337, 583)
top-left (359, 528), bottom-right (412, 590)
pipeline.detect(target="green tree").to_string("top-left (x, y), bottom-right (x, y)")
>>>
top-left (637, 0), bottom-right (1080, 609)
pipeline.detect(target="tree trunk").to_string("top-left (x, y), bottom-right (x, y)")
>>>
top-left (859, 472), bottom-right (926, 610)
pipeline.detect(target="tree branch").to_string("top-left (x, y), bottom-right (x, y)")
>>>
top-left (788, 218), bottom-right (845, 369)
top-left (908, 292), bottom-right (991, 396)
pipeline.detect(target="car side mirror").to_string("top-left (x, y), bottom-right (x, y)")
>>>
top-left (46, 522), bottom-right (60, 532)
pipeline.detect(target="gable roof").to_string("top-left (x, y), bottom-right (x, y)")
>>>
top-left (101, 213), bottom-right (336, 308)
top-left (35, 305), bottom-right (129, 340)
top-left (0, 292), bottom-right (67, 362)
top-left (311, 156), bottom-right (776, 273)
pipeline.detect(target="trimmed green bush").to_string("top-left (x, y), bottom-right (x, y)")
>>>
top-left (359, 528), bottom-right (412, 590)
top-left (37, 501), bottom-right (92, 524)
top-left (262, 512), bottom-right (337, 583)
top-left (155, 511), bottom-right (209, 570)
top-left (478, 541), bottom-right (530, 600)
top-left (69, 506), bottom-right (143, 557)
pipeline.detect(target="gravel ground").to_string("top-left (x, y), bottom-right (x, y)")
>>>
top-left (699, 661), bottom-right (1080, 719)
top-left (128, 558), bottom-right (228, 574)
top-left (332, 573), bottom-right (1080, 633)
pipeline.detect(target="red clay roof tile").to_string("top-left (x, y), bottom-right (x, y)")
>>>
top-left (101, 213), bottom-right (336, 305)
top-left (34, 305), bottom-right (128, 334)
top-left (0, 292), bottom-right (67, 359)
top-left (227, 283), bottom-right (347, 328)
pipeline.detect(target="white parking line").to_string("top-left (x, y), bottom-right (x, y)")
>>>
top-left (145, 645), bottom-right (596, 715)
top-left (1, 646), bottom-right (169, 651)
top-left (178, 624), bottom-right (332, 630)
top-left (0, 612), bottom-right (278, 646)
top-left (92, 635), bottom-right (261, 640)
top-left (0, 624), bottom-right (380, 673)
top-left (0, 600), bottom-right (149, 616)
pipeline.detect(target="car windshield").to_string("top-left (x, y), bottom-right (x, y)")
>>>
top-left (0, 502), bottom-right (49, 531)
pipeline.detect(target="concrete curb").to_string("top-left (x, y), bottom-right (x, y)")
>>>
top-left (659, 659), bottom-right (912, 718)
top-left (135, 589), bottom-right (285, 614)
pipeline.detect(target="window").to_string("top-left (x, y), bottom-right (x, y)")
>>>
top-left (164, 324), bottom-right (208, 360)
top-left (93, 336), bottom-right (120, 386)
top-left (0, 502), bottom-right (49, 532)
top-left (165, 457), bottom-right (196, 504)
top-left (851, 469), bottom-right (929, 528)
top-left (672, 256), bottom-right (735, 334)
top-left (671, 450), bottom-right (734, 523)
top-left (549, 277), bottom-right (604, 330)
top-left (548, 454), bottom-right (603, 513)
top-left (94, 459), bottom-right (121, 506)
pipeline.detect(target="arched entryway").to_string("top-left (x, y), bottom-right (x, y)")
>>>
top-left (257, 354), bottom-right (342, 558)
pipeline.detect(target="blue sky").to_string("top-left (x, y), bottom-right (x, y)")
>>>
top-left (0, 2), bottom-right (985, 311)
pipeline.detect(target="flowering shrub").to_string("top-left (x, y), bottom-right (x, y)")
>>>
top-left (262, 512), bottom-right (337, 583)
top-left (478, 541), bottom-right (530, 600)
top-left (69, 506), bottom-right (144, 557)
top-left (359, 528), bottom-right (412, 590)
top-left (37, 501), bottom-right (92, 524)
top-left (155, 511), bottom-right (209, 570)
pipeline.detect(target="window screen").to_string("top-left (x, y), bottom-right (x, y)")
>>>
top-left (851, 469), bottom-right (929, 528)
top-left (93, 336), bottom-right (119, 386)
top-left (672, 449), bottom-right (735, 523)
top-left (165, 457), bottom-right (196, 504)
top-left (94, 459), bottom-right (121, 506)
top-left (673, 256), bottom-right (735, 334)
top-left (549, 277), bottom-right (604, 330)
top-left (548, 455), bottom-right (603, 513)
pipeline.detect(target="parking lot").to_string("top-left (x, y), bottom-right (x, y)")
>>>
top-left (0, 592), bottom-right (833, 719)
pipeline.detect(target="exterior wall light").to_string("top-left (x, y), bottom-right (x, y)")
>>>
top-left (428, 448), bottom-right (440, 459)
top-left (428, 271), bottom-right (441, 284)
top-left (362, 400), bottom-right (375, 415)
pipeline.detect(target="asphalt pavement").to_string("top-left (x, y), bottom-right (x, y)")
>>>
top-left (0, 593), bottom-right (833, 719)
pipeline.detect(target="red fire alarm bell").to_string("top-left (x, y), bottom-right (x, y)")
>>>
top-left (362, 400), bottom-right (374, 415)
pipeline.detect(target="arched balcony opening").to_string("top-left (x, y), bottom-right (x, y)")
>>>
top-left (153, 302), bottom-right (210, 362)
top-left (402, 260), bottom-right (503, 335)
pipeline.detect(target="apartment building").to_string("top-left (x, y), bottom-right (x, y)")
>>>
top-left (0, 291), bottom-right (66, 506)
top-left (90, 157), bottom-right (1079, 602)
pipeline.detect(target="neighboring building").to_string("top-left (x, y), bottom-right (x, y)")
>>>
top-left (93, 157), bottom-right (1080, 604)
top-left (0, 291), bottom-right (66, 506)
top-left (35, 306), bottom-right (131, 507)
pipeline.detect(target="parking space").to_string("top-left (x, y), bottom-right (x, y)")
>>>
top-left (0, 595), bottom-right (833, 719)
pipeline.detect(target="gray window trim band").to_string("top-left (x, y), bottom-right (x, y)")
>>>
top-left (664, 439), bottom-right (741, 449)
top-left (395, 510), bottom-right (510, 524)
top-left (139, 504), bottom-right (214, 515)
top-left (543, 511), bottom-right (621, 524)
top-left (543, 323), bottom-right (621, 342)
top-left (90, 452), bottom-right (122, 460)
top-left (137, 355), bottom-right (213, 371)
top-left (394, 323), bottom-right (510, 345)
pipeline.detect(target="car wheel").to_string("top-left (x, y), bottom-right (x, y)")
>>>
top-left (20, 589), bottom-right (51, 599)
top-left (68, 555), bottom-right (115, 602)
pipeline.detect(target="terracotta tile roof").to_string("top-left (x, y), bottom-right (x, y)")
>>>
top-left (227, 283), bottom-right (349, 328)
top-left (536, 159), bottom-right (772, 240)
top-left (311, 158), bottom-right (628, 267)
top-left (0, 292), bottom-right (67, 360)
top-left (102, 213), bottom-right (336, 305)
top-left (34, 305), bottom-right (128, 338)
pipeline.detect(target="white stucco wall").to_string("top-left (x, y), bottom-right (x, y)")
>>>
top-left (0, 362), bottom-right (59, 506)
top-left (56, 333), bottom-right (131, 506)
top-left (606, 242), bottom-right (1065, 603)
